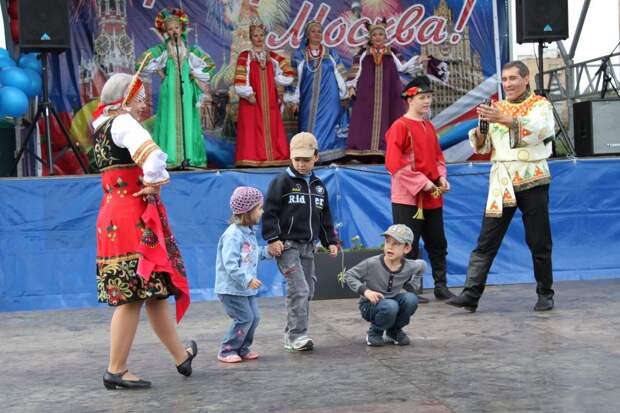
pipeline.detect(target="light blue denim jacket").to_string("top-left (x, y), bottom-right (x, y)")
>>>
top-left (215, 223), bottom-right (272, 296)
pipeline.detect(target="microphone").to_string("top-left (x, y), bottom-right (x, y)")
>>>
top-left (478, 99), bottom-right (491, 136)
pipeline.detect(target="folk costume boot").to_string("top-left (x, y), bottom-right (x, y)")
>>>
top-left (431, 262), bottom-right (455, 300)
top-left (445, 293), bottom-right (479, 313)
top-left (434, 284), bottom-right (455, 300)
top-left (534, 295), bottom-right (554, 311)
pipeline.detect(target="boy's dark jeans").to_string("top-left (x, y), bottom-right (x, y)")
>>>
top-left (359, 292), bottom-right (419, 334)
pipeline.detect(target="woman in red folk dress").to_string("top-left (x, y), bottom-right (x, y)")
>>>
top-left (234, 19), bottom-right (295, 167)
top-left (92, 73), bottom-right (197, 390)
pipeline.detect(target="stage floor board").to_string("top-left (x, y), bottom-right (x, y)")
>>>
top-left (2, 279), bottom-right (620, 413)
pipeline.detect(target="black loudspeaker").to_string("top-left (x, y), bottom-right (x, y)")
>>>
top-left (516, 0), bottom-right (569, 44)
top-left (0, 120), bottom-right (16, 177)
top-left (18, 0), bottom-right (70, 51)
top-left (573, 100), bottom-right (620, 157)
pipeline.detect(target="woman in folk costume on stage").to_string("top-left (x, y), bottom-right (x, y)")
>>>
top-left (346, 19), bottom-right (427, 160)
top-left (139, 7), bottom-right (216, 168)
top-left (92, 73), bottom-right (197, 390)
top-left (234, 19), bottom-right (295, 167)
top-left (285, 20), bottom-right (349, 162)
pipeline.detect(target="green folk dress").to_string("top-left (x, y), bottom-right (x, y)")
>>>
top-left (139, 41), bottom-right (215, 168)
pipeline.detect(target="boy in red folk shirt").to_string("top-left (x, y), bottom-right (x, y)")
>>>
top-left (384, 76), bottom-right (455, 302)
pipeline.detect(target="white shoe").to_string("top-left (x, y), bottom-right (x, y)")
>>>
top-left (283, 336), bottom-right (293, 351)
top-left (291, 335), bottom-right (314, 351)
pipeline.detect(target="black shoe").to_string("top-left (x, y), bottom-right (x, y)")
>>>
top-left (385, 329), bottom-right (411, 346)
top-left (176, 340), bottom-right (198, 377)
top-left (416, 294), bottom-right (430, 304)
top-left (366, 330), bottom-right (385, 347)
top-left (446, 294), bottom-right (478, 312)
top-left (103, 370), bottom-right (151, 390)
top-left (534, 295), bottom-right (554, 311)
top-left (434, 285), bottom-right (456, 300)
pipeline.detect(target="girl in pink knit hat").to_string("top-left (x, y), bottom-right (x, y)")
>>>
top-left (214, 186), bottom-right (276, 362)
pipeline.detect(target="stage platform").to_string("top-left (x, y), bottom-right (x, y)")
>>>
top-left (1, 279), bottom-right (620, 412)
top-left (1, 158), bottom-right (620, 312)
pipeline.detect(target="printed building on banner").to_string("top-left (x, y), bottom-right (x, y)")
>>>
top-left (78, 0), bottom-right (153, 115)
top-left (203, 0), bottom-right (258, 134)
top-left (422, 0), bottom-right (484, 116)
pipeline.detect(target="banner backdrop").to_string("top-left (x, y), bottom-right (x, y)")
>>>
top-left (40, 0), bottom-right (509, 171)
top-left (2, 159), bottom-right (620, 312)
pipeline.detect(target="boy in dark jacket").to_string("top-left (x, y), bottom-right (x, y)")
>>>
top-left (263, 132), bottom-right (339, 351)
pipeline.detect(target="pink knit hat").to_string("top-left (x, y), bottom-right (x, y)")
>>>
top-left (230, 186), bottom-right (264, 215)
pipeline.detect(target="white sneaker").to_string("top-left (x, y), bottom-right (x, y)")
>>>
top-left (291, 335), bottom-right (314, 351)
top-left (283, 336), bottom-right (294, 351)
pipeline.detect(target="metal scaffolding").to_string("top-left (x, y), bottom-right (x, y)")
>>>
top-left (530, 0), bottom-right (620, 154)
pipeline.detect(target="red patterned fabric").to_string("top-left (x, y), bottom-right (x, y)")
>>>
top-left (138, 196), bottom-right (190, 322)
top-left (96, 166), bottom-right (190, 322)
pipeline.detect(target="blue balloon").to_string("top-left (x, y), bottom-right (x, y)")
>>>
top-left (0, 49), bottom-right (10, 58)
top-left (0, 56), bottom-right (16, 69)
top-left (23, 68), bottom-right (42, 97)
top-left (18, 53), bottom-right (42, 73)
top-left (0, 86), bottom-right (30, 117)
top-left (0, 67), bottom-right (32, 95)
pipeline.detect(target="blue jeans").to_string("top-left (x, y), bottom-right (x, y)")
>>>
top-left (218, 294), bottom-right (260, 357)
top-left (359, 292), bottom-right (419, 334)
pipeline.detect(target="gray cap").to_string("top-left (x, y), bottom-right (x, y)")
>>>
top-left (381, 224), bottom-right (414, 245)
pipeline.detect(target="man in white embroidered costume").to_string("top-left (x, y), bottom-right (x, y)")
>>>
top-left (446, 60), bottom-right (555, 312)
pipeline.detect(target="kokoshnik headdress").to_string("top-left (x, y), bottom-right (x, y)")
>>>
top-left (304, 20), bottom-right (323, 39)
top-left (249, 17), bottom-right (267, 36)
top-left (155, 7), bottom-right (190, 38)
top-left (366, 17), bottom-right (388, 38)
top-left (92, 54), bottom-right (150, 120)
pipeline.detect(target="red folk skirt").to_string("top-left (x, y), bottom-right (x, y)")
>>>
top-left (95, 166), bottom-right (190, 322)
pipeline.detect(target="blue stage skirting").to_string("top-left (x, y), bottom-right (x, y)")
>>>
top-left (1, 158), bottom-right (619, 312)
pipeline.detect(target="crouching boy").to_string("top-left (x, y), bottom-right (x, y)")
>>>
top-left (344, 224), bottom-right (426, 346)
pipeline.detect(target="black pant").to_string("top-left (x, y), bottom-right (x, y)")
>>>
top-left (392, 203), bottom-right (449, 289)
top-left (463, 184), bottom-right (554, 300)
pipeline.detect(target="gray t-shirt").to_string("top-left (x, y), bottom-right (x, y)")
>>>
top-left (344, 254), bottom-right (425, 300)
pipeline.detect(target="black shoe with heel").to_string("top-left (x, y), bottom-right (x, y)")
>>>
top-left (176, 340), bottom-right (198, 377)
top-left (103, 370), bottom-right (151, 390)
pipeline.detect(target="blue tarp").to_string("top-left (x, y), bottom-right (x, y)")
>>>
top-left (1, 158), bottom-right (619, 312)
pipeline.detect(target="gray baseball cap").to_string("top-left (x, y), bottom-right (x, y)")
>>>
top-left (381, 224), bottom-right (414, 245)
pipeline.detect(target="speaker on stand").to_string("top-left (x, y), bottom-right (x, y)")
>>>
top-left (17, 0), bottom-right (71, 51)
top-left (11, 0), bottom-right (89, 176)
top-left (516, 0), bottom-right (569, 44)
top-left (515, 0), bottom-right (574, 156)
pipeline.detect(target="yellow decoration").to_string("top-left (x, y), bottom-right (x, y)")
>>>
top-left (517, 150), bottom-right (530, 161)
